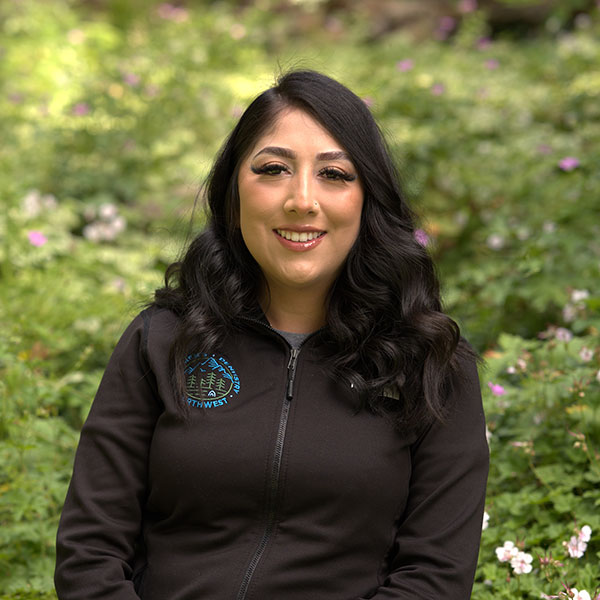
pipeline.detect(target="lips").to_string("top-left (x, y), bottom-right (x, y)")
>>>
top-left (275, 229), bottom-right (325, 242)
top-left (273, 228), bottom-right (326, 252)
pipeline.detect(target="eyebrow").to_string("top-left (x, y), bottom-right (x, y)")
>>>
top-left (252, 146), bottom-right (352, 162)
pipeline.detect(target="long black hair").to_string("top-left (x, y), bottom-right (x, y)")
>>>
top-left (154, 69), bottom-right (477, 433)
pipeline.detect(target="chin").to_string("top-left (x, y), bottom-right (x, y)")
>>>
top-left (279, 271), bottom-right (325, 289)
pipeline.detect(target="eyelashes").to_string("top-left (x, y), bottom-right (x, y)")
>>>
top-left (251, 163), bottom-right (356, 182)
top-left (320, 167), bottom-right (357, 182)
top-left (251, 164), bottom-right (287, 176)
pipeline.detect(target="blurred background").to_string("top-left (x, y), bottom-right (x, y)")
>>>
top-left (1, 0), bottom-right (599, 598)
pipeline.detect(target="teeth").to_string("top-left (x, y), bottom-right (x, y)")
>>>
top-left (276, 229), bottom-right (323, 242)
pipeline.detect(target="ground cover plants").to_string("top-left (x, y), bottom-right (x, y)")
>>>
top-left (1, 0), bottom-right (599, 597)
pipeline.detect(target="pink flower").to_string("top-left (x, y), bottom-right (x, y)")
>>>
top-left (495, 541), bottom-right (518, 562)
top-left (145, 84), bottom-right (160, 97)
top-left (476, 37), bottom-right (492, 50)
top-left (510, 550), bottom-right (533, 574)
top-left (123, 72), bottom-right (140, 86)
top-left (579, 347), bottom-right (594, 362)
top-left (414, 229), bottom-right (429, 246)
top-left (485, 58), bottom-right (499, 69)
top-left (362, 96), bottom-right (374, 108)
top-left (396, 59), bottom-right (414, 72)
top-left (156, 3), bottom-right (188, 22)
top-left (439, 16), bottom-right (456, 32)
top-left (435, 16), bottom-right (456, 40)
top-left (558, 156), bottom-right (580, 171)
top-left (487, 382), bottom-right (506, 396)
top-left (28, 230), bottom-right (47, 247)
top-left (555, 327), bottom-right (573, 342)
top-left (72, 102), bottom-right (90, 116)
top-left (459, 0), bottom-right (478, 13)
top-left (564, 535), bottom-right (587, 558)
top-left (431, 83), bottom-right (446, 96)
top-left (537, 143), bottom-right (553, 154)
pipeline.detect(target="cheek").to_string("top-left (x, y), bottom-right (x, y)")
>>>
top-left (238, 190), bottom-right (274, 258)
top-left (336, 193), bottom-right (363, 239)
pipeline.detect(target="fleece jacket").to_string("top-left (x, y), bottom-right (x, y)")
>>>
top-left (55, 306), bottom-right (489, 600)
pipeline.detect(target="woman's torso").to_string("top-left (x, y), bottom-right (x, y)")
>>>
top-left (137, 309), bottom-right (414, 600)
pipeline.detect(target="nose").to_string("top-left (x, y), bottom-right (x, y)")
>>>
top-left (284, 169), bottom-right (318, 215)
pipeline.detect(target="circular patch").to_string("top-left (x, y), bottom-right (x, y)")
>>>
top-left (184, 353), bottom-right (240, 408)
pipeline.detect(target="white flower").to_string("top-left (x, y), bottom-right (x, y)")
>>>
top-left (510, 550), bottom-right (533, 574)
top-left (571, 589), bottom-right (591, 600)
top-left (21, 189), bottom-right (42, 217)
top-left (83, 223), bottom-right (102, 242)
top-left (578, 525), bottom-right (592, 542)
top-left (507, 365), bottom-right (517, 374)
top-left (543, 221), bottom-right (556, 233)
top-left (482, 511), bottom-right (489, 531)
top-left (485, 426), bottom-right (492, 444)
top-left (486, 234), bottom-right (505, 250)
top-left (111, 215), bottom-right (127, 234)
top-left (495, 541), bottom-right (518, 562)
top-left (555, 327), bottom-right (573, 342)
top-left (571, 289), bottom-right (589, 303)
top-left (579, 347), bottom-right (594, 362)
top-left (99, 202), bottom-right (118, 220)
top-left (565, 535), bottom-right (587, 558)
top-left (563, 303), bottom-right (577, 322)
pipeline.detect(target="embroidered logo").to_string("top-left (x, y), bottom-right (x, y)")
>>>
top-left (184, 353), bottom-right (240, 408)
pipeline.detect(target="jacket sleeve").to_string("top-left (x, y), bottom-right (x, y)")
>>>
top-left (55, 311), bottom-right (163, 599)
top-left (357, 357), bottom-right (489, 600)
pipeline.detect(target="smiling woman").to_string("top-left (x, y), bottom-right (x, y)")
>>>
top-left (55, 70), bottom-right (489, 600)
top-left (238, 108), bottom-right (363, 332)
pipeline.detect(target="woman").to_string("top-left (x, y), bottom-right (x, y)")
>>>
top-left (55, 70), bottom-right (489, 599)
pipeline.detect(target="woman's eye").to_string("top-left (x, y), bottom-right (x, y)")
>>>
top-left (251, 163), bottom-right (288, 176)
top-left (320, 167), bottom-right (356, 182)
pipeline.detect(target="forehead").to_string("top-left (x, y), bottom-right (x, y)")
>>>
top-left (247, 108), bottom-right (345, 156)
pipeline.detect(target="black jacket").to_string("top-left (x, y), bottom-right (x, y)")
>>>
top-left (55, 307), bottom-right (489, 599)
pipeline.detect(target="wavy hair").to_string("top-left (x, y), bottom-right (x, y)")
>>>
top-left (154, 69), bottom-right (477, 433)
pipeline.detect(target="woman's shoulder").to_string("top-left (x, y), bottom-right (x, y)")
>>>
top-left (137, 304), bottom-right (182, 351)
top-left (113, 305), bottom-right (181, 364)
top-left (139, 304), bottom-right (181, 330)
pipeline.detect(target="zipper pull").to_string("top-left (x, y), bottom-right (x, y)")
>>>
top-left (286, 348), bottom-right (299, 401)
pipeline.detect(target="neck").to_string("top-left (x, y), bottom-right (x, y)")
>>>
top-left (261, 284), bottom-right (328, 333)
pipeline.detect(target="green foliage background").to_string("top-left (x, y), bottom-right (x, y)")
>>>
top-left (0, 0), bottom-right (599, 597)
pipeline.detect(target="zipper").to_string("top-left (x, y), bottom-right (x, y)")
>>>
top-left (235, 345), bottom-right (300, 600)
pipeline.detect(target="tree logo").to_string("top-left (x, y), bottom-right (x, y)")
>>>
top-left (184, 353), bottom-right (240, 408)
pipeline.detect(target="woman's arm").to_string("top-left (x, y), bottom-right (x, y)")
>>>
top-left (55, 311), bottom-right (163, 599)
top-left (358, 357), bottom-right (489, 600)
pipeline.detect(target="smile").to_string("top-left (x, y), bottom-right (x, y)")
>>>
top-left (275, 229), bottom-right (325, 242)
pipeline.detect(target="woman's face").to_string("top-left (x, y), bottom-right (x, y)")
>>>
top-left (237, 108), bottom-right (363, 298)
